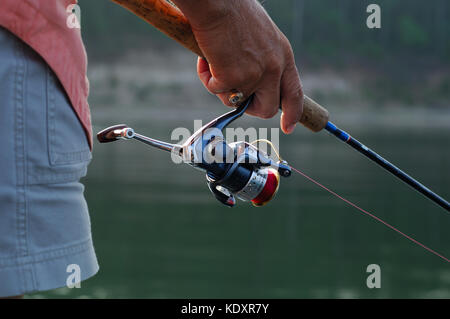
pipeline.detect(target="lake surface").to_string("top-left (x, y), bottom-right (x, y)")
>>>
top-left (34, 103), bottom-right (450, 299)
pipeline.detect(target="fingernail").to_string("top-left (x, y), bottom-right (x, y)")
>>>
top-left (286, 123), bottom-right (296, 134)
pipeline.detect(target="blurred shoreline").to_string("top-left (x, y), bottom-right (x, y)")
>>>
top-left (88, 48), bottom-right (450, 131)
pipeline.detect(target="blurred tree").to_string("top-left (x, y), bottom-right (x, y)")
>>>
top-left (78, 0), bottom-right (449, 65)
top-left (397, 15), bottom-right (429, 49)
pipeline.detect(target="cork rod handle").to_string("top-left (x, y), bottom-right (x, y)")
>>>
top-left (111, 0), bottom-right (330, 132)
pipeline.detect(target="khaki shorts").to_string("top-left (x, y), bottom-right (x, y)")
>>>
top-left (0, 28), bottom-right (98, 297)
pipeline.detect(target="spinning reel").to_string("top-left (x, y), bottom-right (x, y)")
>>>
top-left (97, 97), bottom-right (291, 207)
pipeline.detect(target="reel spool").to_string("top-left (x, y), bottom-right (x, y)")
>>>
top-left (207, 164), bottom-right (281, 207)
top-left (97, 96), bottom-right (291, 207)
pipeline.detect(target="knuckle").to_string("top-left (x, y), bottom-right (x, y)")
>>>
top-left (287, 88), bottom-right (303, 107)
top-left (284, 69), bottom-right (303, 100)
top-left (230, 72), bottom-right (246, 86)
top-left (282, 35), bottom-right (294, 55)
top-left (246, 68), bottom-right (261, 84)
top-left (291, 85), bottom-right (303, 100)
top-left (266, 56), bottom-right (283, 75)
top-left (214, 62), bottom-right (266, 90)
top-left (220, 71), bottom-right (246, 88)
top-left (260, 107), bottom-right (278, 119)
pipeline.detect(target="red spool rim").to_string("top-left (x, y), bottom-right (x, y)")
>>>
top-left (251, 169), bottom-right (280, 207)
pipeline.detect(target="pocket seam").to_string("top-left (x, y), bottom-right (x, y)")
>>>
top-left (51, 149), bottom-right (92, 165)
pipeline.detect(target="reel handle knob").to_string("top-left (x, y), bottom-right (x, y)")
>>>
top-left (97, 124), bottom-right (130, 143)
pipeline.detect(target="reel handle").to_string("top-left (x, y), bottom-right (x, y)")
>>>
top-left (111, 0), bottom-right (330, 132)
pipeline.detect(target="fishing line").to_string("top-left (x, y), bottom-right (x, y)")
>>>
top-left (254, 139), bottom-right (449, 262)
top-left (250, 139), bottom-right (283, 161)
top-left (289, 165), bottom-right (449, 263)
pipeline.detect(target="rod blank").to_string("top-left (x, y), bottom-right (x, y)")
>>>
top-left (325, 121), bottom-right (450, 212)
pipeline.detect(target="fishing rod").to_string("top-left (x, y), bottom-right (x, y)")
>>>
top-left (107, 0), bottom-right (449, 212)
top-left (324, 122), bottom-right (449, 211)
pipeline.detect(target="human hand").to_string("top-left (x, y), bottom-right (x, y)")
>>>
top-left (172, 0), bottom-right (303, 134)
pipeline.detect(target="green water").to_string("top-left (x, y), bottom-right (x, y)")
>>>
top-left (36, 110), bottom-right (450, 299)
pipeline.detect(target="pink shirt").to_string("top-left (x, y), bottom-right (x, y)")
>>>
top-left (0, 0), bottom-right (92, 149)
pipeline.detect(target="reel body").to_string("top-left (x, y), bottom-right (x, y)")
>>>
top-left (97, 97), bottom-right (291, 207)
top-left (203, 141), bottom-right (284, 207)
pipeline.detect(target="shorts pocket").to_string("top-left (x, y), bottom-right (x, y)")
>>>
top-left (46, 67), bottom-right (91, 166)
top-left (16, 35), bottom-right (91, 185)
